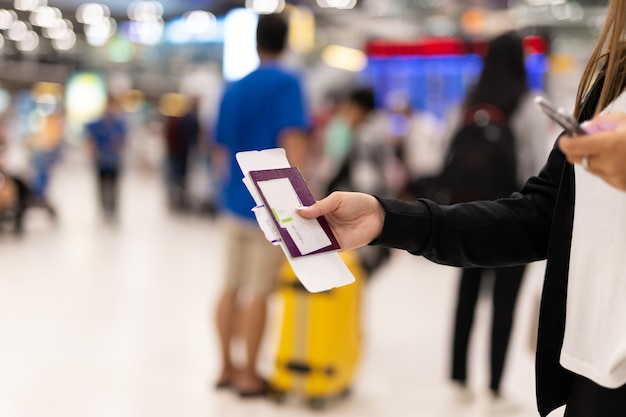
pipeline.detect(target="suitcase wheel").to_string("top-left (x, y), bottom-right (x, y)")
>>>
top-left (268, 390), bottom-right (287, 404)
top-left (308, 397), bottom-right (327, 411)
top-left (308, 387), bottom-right (352, 410)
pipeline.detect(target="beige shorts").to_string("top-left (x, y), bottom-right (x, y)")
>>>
top-left (222, 216), bottom-right (284, 295)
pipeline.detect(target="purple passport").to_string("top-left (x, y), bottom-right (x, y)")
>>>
top-left (249, 168), bottom-right (340, 258)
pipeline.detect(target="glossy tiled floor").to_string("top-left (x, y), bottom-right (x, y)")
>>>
top-left (0, 156), bottom-right (564, 417)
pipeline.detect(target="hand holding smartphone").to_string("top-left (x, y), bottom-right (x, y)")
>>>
top-left (534, 96), bottom-right (587, 136)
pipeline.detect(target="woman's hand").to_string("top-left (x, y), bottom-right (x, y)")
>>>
top-left (559, 113), bottom-right (626, 191)
top-left (297, 191), bottom-right (385, 251)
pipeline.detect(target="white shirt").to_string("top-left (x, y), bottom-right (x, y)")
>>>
top-left (562, 91), bottom-right (626, 388)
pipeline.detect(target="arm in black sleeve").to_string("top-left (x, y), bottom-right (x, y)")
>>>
top-left (373, 141), bottom-right (566, 268)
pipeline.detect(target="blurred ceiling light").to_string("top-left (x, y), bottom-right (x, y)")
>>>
top-left (30, 6), bottom-right (62, 28)
top-left (245, 0), bottom-right (286, 14)
top-left (321, 45), bottom-right (367, 72)
top-left (44, 18), bottom-right (73, 39)
top-left (51, 30), bottom-right (76, 50)
top-left (328, 0), bottom-right (357, 9)
top-left (166, 15), bottom-right (224, 44)
top-left (127, 0), bottom-right (164, 44)
top-left (16, 30), bottom-right (39, 52)
top-left (14, 0), bottom-right (46, 12)
top-left (288, 6), bottom-right (315, 53)
top-left (128, 1), bottom-right (164, 22)
top-left (461, 8), bottom-right (487, 35)
top-left (0, 9), bottom-right (17, 30)
top-left (128, 19), bottom-right (164, 45)
top-left (551, 2), bottom-right (584, 22)
top-left (317, 0), bottom-right (358, 8)
top-left (76, 3), bottom-right (110, 25)
top-left (86, 17), bottom-right (116, 46)
top-left (7, 20), bottom-right (29, 41)
top-left (184, 10), bottom-right (216, 34)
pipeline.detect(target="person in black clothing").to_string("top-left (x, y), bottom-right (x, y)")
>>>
top-left (444, 32), bottom-right (529, 403)
top-left (164, 97), bottom-right (201, 211)
top-left (298, 1), bottom-right (626, 415)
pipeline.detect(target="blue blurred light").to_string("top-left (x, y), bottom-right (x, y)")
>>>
top-left (164, 16), bottom-right (224, 44)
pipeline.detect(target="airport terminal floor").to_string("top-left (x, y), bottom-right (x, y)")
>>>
top-left (0, 154), bottom-right (562, 417)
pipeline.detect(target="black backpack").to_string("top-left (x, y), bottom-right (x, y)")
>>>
top-left (434, 104), bottom-right (518, 204)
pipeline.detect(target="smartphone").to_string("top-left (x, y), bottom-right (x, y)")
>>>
top-left (534, 96), bottom-right (587, 136)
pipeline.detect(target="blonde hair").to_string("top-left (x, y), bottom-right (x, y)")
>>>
top-left (575, 0), bottom-right (626, 117)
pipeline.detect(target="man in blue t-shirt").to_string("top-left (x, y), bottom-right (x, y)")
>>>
top-left (213, 14), bottom-right (309, 397)
top-left (85, 97), bottom-right (126, 221)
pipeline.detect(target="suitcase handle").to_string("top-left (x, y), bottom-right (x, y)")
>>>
top-left (284, 360), bottom-right (336, 377)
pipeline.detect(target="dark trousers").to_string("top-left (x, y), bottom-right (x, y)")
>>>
top-left (97, 169), bottom-right (118, 217)
top-left (451, 265), bottom-right (525, 393)
top-left (167, 156), bottom-right (189, 209)
top-left (9, 176), bottom-right (30, 234)
top-left (564, 374), bottom-right (626, 416)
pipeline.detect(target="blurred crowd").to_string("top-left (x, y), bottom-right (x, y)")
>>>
top-left (0, 67), bottom-right (549, 237)
top-left (0, 13), bottom-right (558, 412)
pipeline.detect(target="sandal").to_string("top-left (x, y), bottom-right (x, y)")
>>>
top-left (238, 379), bottom-right (273, 398)
top-left (215, 379), bottom-right (232, 390)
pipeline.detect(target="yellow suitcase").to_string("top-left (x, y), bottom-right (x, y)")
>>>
top-left (271, 251), bottom-right (365, 409)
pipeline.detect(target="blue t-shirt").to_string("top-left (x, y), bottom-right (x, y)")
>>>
top-left (86, 116), bottom-right (126, 171)
top-left (215, 64), bottom-right (308, 221)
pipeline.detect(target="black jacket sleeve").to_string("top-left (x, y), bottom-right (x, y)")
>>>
top-left (373, 141), bottom-right (567, 268)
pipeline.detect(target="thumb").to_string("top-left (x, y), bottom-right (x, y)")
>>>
top-left (296, 194), bottom-right (339, 219)
top-left (296, 201), bottom-right (324, 219)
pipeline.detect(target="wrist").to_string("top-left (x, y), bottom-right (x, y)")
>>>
top-left (376, 198), bottom-right (385, 237)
